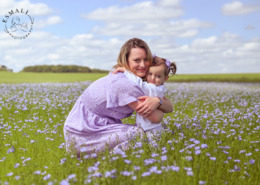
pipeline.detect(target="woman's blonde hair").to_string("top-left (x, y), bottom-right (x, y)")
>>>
top-left (113, 38), bottom-right (153, 74)
top-left (152, 56), bottom-right (177, 77)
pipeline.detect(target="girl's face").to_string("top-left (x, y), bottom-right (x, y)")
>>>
top-left (128, 48), bottom-right (150, 78)
top-left (146, 65), bottom-right (169, 86)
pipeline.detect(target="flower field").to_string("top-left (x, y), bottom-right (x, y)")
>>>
top-left (0, 82), bottom-right (260, 184)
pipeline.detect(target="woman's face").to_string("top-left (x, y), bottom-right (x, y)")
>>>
top-left (127, 48), bottom-right (150, 78)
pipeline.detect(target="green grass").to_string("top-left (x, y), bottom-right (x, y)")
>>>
top-left (0, 71), bottom-right (259, 83)
top-left (0, 71), bottom-right (107, 83)
top-left (0, 82), bottom-right (259, 184)
top-left (167, 73), bottom-right (260, 83)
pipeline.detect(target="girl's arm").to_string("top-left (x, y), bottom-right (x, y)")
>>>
top-left (128, 101), bottom-right (164, 123)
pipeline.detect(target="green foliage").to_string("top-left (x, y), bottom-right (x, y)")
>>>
top-left (22, 65), bottom-right (108, 73)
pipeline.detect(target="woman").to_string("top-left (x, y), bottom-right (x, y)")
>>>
top-left (64, 38), bottom-right (173, 157)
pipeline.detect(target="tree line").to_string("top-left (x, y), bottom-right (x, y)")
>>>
top-left (22, 65), bottom-right (109, 73)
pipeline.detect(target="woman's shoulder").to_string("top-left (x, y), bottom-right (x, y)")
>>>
top-left (107, 72), bottom-right (135, 86)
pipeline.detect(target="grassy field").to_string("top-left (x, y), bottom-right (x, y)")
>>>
top-left (0, 71), bottom-right (259, 83)
top-left (0, 82), bottom-right (259, 184)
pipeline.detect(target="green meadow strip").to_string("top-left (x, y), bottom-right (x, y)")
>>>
top-left (0, 71), bottom-right (259, 83)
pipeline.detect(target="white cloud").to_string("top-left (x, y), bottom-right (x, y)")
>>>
top-left (0, 0), bottom-right (52, 16)
top-left (47, 54), bottom-right (59, 60)
top-left (91, 19), bottom-right (213, 37)
top-left (222, 1), bottom-right (260, 15)
top-left (147, 32), bottom-right (260, 73)
top-left (0, 31), bottom-right (260, 74)
top-left (34, 16), bottom-right (63, 28)
top-left (82, 0), bottom-right (213, 38)
top-left (82, 0), bottom-right (184, 21)
top-left (157, 0), bottom-right (181, 7)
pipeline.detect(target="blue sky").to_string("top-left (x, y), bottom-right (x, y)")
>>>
top-left (0, 0), bottom-right (260, 73)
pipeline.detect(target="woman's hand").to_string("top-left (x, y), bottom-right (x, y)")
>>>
top-left (135, 96), bottom-right (160, 117)
top-left (128, 100), bottom-right (164, 123)
top-left (112, 67), bottom-right (126, 74)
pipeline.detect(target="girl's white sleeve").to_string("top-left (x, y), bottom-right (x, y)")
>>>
top-left (124, 70), bottom-right (163, 97)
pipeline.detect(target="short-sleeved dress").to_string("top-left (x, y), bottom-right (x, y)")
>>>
top-left (63, 72), bottom-right (145, 155)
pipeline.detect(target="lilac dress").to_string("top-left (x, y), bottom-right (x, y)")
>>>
top-left (63, 72), bottom-right (145, 155)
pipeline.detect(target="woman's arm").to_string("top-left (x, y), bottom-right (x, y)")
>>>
top-left (135, 96), bottom-right (173, 116)
top-left (128, 101), bottom-right (164, 123)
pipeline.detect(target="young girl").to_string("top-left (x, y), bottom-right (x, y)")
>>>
top-left (113, 55), bottom-right (177, 139)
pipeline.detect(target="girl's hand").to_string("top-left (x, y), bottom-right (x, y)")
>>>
top-left (135, 96), bottom-right (160, 117)
top-left (112, 67), bottom-right (126, 74)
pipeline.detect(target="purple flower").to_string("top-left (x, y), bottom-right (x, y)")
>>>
top-left (199, 181), bottom-right (206, 185)
top-left (195, 150), bottom-right (201, 155)
top-left (193, 140), bottom-right (200, 144)
top-left (7, 146), bottom-right (15, 154)
top-left (142, 172), bottom-right (151, 177)
top-left (43, 174), bottom-right (51, 180)
top-left (234, 165), bottom-right (241, 171)
top-left (6, 172), bottom-right (13, 176)
top-left (210, 157), bottom-right (216, 161)
top-left (94, 161), bottom-right (100, 167)
top-left (14, 163), bottom-right (20, 168)
top-left (151, 153), bottom-right (159, 157)
top-left (155, 170), bottom-right (162, 174)
top-left (149, 166), bottom-right (158, 172)
top-left (186, 156), bottom-right (193, 161)
top-left (170, 166), bottom-right (180, 172)
top-left (135, 142), bottom-right (142, 148)
top-left (105, 171), bottom-right (111, 178)
top-left (134, 166), bottom-right (140, 171)
top-left (67, 174), bottom-right (76, 179)
top-left (60, 158), bottom-right (67, 164)
top-left (234, 159), bottom-right (240, 163)
top-left (132, 176), bottom-right (137, 180)
top-left (121, 171), bottom-right (131, 176)
top-left (124, 159), bottom-right (131, 164)
top-left (144, 158), bottom-right (156, 165)
top-left (161, 155), bottom-right (167, 161)
top-left (184, 167), bottom-right (192, 171)
top-left (92, 172), bottom-right (102, 177)
top-left (245, 153), bottom-right (252, 156)
top-left (34, 171), bottom-right (41, 175)
top-left (90, 153), bottom-right (97, 158)
top-left (88, 166), bottom-right (98, 173)
top-left (201, 144), bottom-right (208, 149)
top-left (187, 171), bottom-right (193, 176)
top-left (249, 159), bottom-right (255, 164)
top-left (60, 180), bottom-right (70, 185)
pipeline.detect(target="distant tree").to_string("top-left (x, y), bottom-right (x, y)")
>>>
top-left (22, 65), bottom-right (109, 73)
top-left (91, 68), bottom-right (109, 73)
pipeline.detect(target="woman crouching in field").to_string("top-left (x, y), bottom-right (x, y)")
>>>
top-left (63, 38), bottom-right (173, 157)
